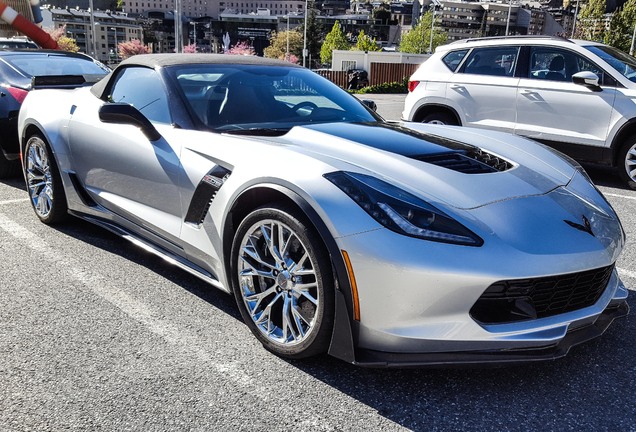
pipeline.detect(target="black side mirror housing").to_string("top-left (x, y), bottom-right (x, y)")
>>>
top-left (98, 103), bottom-right (162, 141)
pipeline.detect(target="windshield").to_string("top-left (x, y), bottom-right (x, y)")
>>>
top-left (7, 53), bottom-right (110, 77)
top-left (169, 64), bottom-right (380, 133)
top-left (584, 44), bottom-right (636, 82)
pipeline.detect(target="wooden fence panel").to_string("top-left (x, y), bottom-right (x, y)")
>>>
top-left (314, 70), bottom-right (348, 88)
top-left (369, 63), bottom-right (421, 86)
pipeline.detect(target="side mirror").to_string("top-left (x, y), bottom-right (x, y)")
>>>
top-left (361, 99), bottom-right (377, 112)
top-left (98, 103), bottom-right (161, 141)
top-left (572, 71), bottom-right (602, 92)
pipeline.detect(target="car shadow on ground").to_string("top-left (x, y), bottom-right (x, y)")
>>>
top-left (288, 293), bottom-right (634, 430)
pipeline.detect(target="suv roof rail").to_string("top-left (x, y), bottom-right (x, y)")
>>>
top-left (451, 35), bottom-right (573, 44)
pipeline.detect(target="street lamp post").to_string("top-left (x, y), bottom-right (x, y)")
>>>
top-left (286, 15), bottom-right (290, 62)
top-left (429, 6), bottom-right (435, 53)
top-left (110, 27), bottom-right (118, 63)
top-left (190, 21), bottom-right (196, 46)
top-left (505, 0), bottom-right (512, 36)
top-left (302, 0), bottom-right (308, 67)
top-left (88, 0), bottom-right (97, 58)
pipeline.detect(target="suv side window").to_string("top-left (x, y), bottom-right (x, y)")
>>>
top-left (460, 47), bottom-right (519, 77)
top-left (109, 67), bottom-right (171, 124)
top-left (528, 47), bottom-right (606, 84)
top-left (442, 49), bottom-right (469, 71)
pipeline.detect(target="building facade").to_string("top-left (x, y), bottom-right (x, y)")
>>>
top-left (42, 8), bottom-right (143, 64)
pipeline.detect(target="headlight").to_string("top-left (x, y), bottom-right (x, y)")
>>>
top-left (324, 171), bottom-right (483, 246)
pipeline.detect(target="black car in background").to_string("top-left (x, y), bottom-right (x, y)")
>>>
top-left (0, 50), bottom-right (109, 177)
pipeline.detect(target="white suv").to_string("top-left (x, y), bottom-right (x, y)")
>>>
top-left (403, 36), bottom-right (636, 189)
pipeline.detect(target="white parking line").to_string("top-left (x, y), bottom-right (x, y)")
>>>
top-left (618, 268), bottom-right (636, 286)
top-left (604, 193), bottom-right (636, 201)
top-left (0, 198), bottom-right (29, 205)
top-left (0, 213), bottom-right (350, 429)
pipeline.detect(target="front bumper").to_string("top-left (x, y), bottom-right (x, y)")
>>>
top-left (352, 300), bottom-right (629, 367)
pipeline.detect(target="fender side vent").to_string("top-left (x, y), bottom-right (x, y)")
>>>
top-left (184, 165), bottom-right (232, 225)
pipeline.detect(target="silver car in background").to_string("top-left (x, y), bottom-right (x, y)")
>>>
top-left (18, 54), bottom-right (629, 366)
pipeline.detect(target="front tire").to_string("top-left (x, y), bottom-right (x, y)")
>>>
top-left (231, 204), bottom-right (334, 359)
top-left (24, 134), bottom-right (68, 224)
top-left (618, 138), bottom-right (636, 190)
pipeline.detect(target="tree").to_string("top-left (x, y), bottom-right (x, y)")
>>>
top-left (354, 29), bottom-right (381, 52)
top-left (183, 43), bottom-right (197, 53)
top-left (604, 0), bottom-right (636, 52)
top-left (227, 41), bottom-right (256, 56)
top-left (576, 0), bottom-right (607, 41)
top-left (46, 24), bottom-right (80, 53)
top-left (399, 11), bottom-right (447, 54)
top-left (118, 39), bottom-right (150, 59)
top-left (320, 21), bottom-right (350, 65)
top-left (264, 30), bottom-right (304, 63)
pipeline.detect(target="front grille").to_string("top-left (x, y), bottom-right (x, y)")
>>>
top-left (416, 149), bottom-right (512, 174)
top-left (470, 265), bottom-right (614, 324)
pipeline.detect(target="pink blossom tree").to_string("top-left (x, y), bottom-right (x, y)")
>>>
top-left (226, 41), bottom-right (255, 56)
top-left (183, 43), bottom-right (197, 53)
top-left (118, 39), bottom-right (150, 60)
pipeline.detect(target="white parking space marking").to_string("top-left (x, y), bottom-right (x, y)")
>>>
top-left (618, 268), bottom-right (636, 288)
top-left (605, 193), bottom-right (636, 201)
top-left (0, 198), bottom-right (29, 205)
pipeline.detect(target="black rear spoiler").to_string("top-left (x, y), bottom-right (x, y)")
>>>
top-left (31, 74), bottom-right (104, 89)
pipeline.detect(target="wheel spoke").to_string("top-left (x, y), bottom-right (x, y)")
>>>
top-left (237, 214), bottom-right (324, 349)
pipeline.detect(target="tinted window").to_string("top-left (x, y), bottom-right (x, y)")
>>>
top-left (528, 47), bottom-right (605, 83)
top-left (461, 47), bottom-right (519, 77)
top-left (442, 49), bottom-right (468, 71)
top-left (109, 67), bottom-right (171, 124)
top-left (584, 44), bottom-right (636, 83)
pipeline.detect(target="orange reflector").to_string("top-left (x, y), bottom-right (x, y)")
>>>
top-left (341, 250), bottom-right (360, 321)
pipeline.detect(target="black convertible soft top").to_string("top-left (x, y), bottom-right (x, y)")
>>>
top-left (91, 53), bottom-right (301, 99)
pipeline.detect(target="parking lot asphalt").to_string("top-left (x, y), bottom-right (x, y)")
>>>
top-left (1, 98), bottom-right (634, 430)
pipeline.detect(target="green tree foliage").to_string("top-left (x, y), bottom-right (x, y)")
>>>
top-left (399, 11), bottom-right (447, 54)
top-left (576, 0), bottom-right (607, 41)
top-left (354, 29), bottom-right (381, 52)
top-left (320, 21), bottom-right (351, 65)
top-left (604, 0), bottom-right (636, 52)
top-left (264, 29), bottom-right (304, 62)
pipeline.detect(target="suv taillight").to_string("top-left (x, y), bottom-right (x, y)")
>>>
top-left (6, 86), bottom-right (28, 104)
top-left (407, 81), bottom-right (420, 93)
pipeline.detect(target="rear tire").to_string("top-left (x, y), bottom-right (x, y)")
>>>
top-left (421, 111), bottom-right (458, 126)
top-left (230, 203), bottom-right (335, 359)
top-left (618, 138), bottom-right (636, 190)
top-left (24, 134), bottom-right (68, 224)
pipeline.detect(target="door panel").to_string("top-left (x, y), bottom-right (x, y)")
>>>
top-left (515, 47), bottom-right (616, 148)
top-left (68, 100), bottom-right (184, 239)
top-left (449, 46), bottom-right (520, 132)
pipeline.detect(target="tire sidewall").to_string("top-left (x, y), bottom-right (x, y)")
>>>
top-left (24, 134), bottom-right (68, 224)
top-left (618, 139), bottom-right (636, 190)
top-left (230, 204), bottom-right (334, 359)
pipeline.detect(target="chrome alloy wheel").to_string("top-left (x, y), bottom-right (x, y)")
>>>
top-left (237, 219), bottom-right (320, 346)
top-left (624, 142), bottom-right (636, 183)
top-left (26, 136), bottom-right (54, 219)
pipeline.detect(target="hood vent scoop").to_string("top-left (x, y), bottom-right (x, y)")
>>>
top-left (415, 149), bottom-right (512, 174)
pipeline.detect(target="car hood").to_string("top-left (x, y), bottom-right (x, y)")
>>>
top-left (273, 122), bottom-right (577, 210)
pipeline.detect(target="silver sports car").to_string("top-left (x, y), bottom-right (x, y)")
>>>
top-left (18, 54), bottom-right (629, 366)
